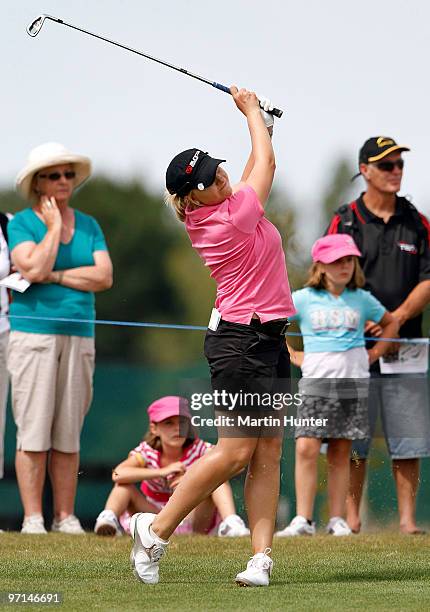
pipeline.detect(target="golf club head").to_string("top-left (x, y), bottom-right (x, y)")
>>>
top-left (26, 14), bottom-right (60, 37)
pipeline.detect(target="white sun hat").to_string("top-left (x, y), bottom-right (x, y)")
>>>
top-left (16, 142), bottom-right (92, 202)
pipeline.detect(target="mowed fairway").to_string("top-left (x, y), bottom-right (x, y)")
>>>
top-left (2, 533), bottom-right (430, 611)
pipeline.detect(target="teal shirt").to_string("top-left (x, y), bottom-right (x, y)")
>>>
top-left (8, 208), bottom-right (108, 337)
top-left (290, 287), bottom-right (386, 352)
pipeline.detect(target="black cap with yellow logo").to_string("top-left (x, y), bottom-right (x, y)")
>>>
top-left (352, 136), bottom-right (410, 179)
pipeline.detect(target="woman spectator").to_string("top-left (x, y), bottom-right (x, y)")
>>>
top-left (9, 142), bottom-right (113, 534)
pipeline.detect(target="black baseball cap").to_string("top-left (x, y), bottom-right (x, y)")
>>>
top-left (352, 136), bottom-right (410, 179)
top-left (166, 148), bottom-right (226, 197)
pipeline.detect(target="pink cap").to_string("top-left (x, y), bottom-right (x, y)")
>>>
top-left (311, 234), bottom-right (361, 264)
top-left (147, 396), bottom-right (191, 422)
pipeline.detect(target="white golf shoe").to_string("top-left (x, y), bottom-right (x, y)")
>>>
top-left (51, 514), bottom-right (85, 534)
top-left (275, 515), bottom-right (316, 537)
top-left (235, 548), bottom-right (273, 587)
top-left (218, 514), bottom-right (250, 537)
top-left (130, 513), bottom-right (169, 585)
top-left (94, 509), bottom-right (123, 536)
top-left (21, 514), bottom-right (47, 535)
top-left (326, 517), bottom-right (352, 536)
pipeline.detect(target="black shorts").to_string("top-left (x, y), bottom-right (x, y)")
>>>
top-left (204, 319), bottom-right (290, 413)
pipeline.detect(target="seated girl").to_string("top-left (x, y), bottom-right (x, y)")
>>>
top-left (94, 396), bottom-right (249, 537)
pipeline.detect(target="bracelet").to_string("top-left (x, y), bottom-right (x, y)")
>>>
top-left (57, 271), bottom-right (64, 285)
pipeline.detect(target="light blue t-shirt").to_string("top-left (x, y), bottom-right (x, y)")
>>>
top-left (8, 208), bottom-right (108, 337)
top-left (291, 287), bottom-right (386, 353)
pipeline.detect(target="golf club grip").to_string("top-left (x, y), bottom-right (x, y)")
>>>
top-left (267, 107), bottom-right (283, 118)
top-left (212, 82), bottom-right (283, 118)
top-left (212, 82), bottom-right (232, 94)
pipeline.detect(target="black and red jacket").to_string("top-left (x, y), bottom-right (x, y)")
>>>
top-left (326, 193), bottom-right (430, 339)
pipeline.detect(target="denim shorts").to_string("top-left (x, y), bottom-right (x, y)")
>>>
top-left (352, 373), bottom-right (430, 460)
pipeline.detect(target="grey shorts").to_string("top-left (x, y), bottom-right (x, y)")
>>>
top-left (352, 373), bottom-right (430, 460)
top-left (295, 394), bottom-right (370, 439)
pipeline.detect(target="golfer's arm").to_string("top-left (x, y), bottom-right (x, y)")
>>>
top-left (391, 280), bottom-right (430, 326)
top-left (11, 229), bottom-right (61, 283)
top-left (240, 127), bottom-right (273, 184)
top-left (244, 109), bottom-right (275, 206)
top-left (50, 251), bottom-right (113, 292)
top-left (240, 152), bottom-right (255, 183)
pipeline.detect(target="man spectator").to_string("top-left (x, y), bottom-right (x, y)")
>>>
top-left (327, 136), bottom-right (430, 533)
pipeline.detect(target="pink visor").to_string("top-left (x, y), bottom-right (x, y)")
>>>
top-left (147, 396), bottom-right (191, 422)
top-left (311, 234), bottom-right (361, 264)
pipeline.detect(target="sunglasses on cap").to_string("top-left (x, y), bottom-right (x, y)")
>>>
top-left (374, 160), bottom-right (404, 172)
top-left (37, 170), bottom-right (76, 181)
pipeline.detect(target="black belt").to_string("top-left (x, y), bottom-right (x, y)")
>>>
top-left (220, 318), bottom-right (290, 337)
top-left (250, 318), bottom-right (290, 337)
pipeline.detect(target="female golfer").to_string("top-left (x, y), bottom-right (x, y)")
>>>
top-left (129, 87), bottom-right (295, 587)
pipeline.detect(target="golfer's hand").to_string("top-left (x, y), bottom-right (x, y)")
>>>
top-left (258, 96), bottom-right (275, 131)
top-left (161, 461), bottom-right (185, 478)
top-left (230, 86), bottom-right (260, 117)
top-left (40, 196), bottom-right (62, 231)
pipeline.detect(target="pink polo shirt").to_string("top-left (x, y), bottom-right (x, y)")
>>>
top-left (185, 185), bottom-right (295, 324)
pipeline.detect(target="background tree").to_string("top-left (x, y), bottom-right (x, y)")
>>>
top-left (265, 188), bottom-right (305, 291)
top-left (320, 157), bottom-right (355, 231)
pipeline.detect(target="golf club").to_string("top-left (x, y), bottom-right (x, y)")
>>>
top-left (27, 14), bottom-right (284, 118)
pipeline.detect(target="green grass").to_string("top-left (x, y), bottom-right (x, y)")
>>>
top-left (2, 533), bottom-right (430, 611)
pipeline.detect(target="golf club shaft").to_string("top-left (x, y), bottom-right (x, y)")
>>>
top-left (28, 15), bottom-right (283, 118)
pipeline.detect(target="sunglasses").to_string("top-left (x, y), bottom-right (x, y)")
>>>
top-left (38, 170), bottom-right (76, 181)
top-left (374, 159), bottom-right (404, 172)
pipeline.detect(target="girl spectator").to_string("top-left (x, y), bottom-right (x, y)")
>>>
top-left (94, 396), bottom-right (249, 537)
top-left (276, 234), bottom-right (398, 537)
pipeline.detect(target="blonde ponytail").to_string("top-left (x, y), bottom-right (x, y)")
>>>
top-left (164, 190), bottom-right (188, 222)
top-left (164, 189), bottom-right (204, 222)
